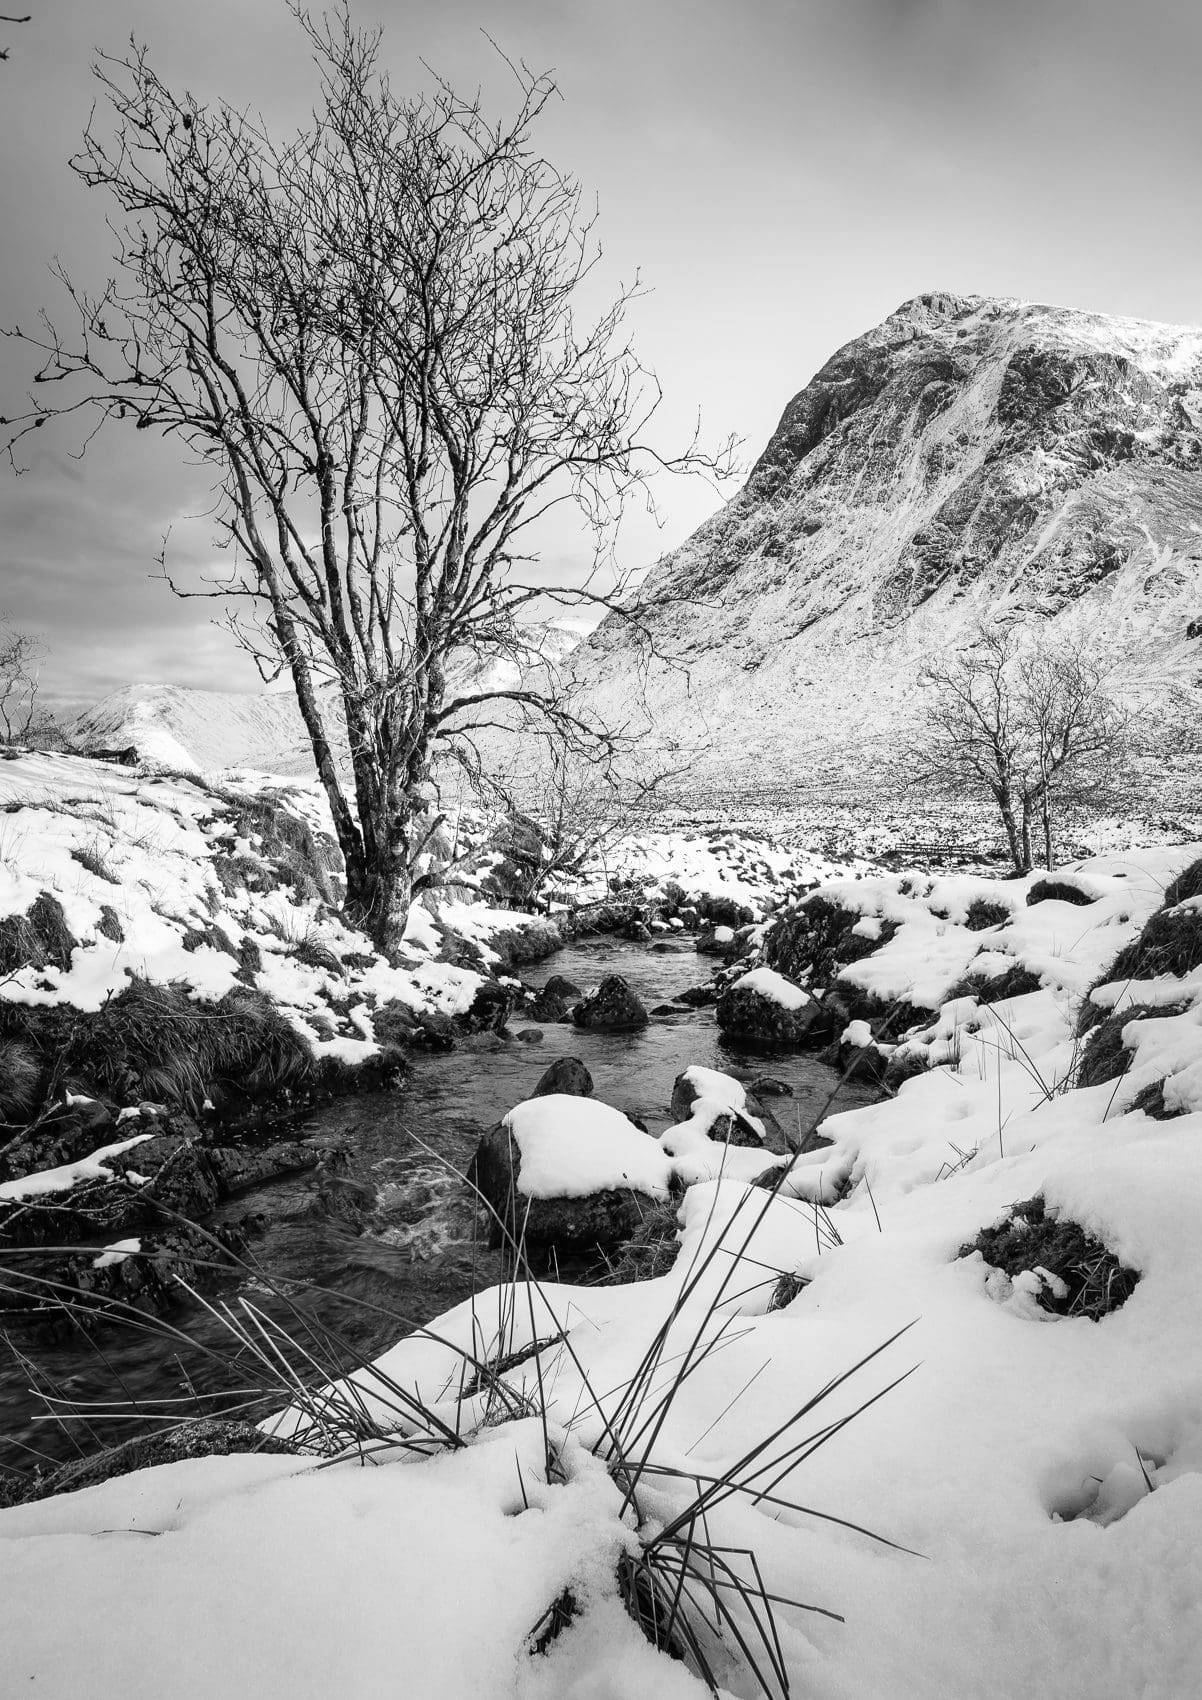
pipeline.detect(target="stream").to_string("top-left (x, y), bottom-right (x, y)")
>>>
top-left (0, 938), bottom-right (877, 1479)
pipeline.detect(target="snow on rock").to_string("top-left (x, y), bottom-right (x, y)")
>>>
top-left (0, 1133), bottom-right (153, 1202)
top-left (504, 1094), bottom-right (673, 1201)
top-left (729, 965), bottom-right (811, 1009)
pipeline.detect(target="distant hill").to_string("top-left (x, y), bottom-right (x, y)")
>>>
top-left (569, 292), bottom-right (1202, 812)
top-left (68, 684), bottom-right (322, 776)
top-left (68, 624), bottom-right (581, 778)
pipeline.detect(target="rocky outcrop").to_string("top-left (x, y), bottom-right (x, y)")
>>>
top-left (572, 975), bottom-right (649, 1032)
top-left (0, 1099), bottom-right (354, 1322)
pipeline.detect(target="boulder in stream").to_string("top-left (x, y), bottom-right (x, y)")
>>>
top-left (572, 975), bottom-right (648, 1032)
top-left (716, 967), bottom-right (826, 1047)
top-left (469, 1092), bottom-right (671, 1263)
top-left (532, 1056), bottom-right (593, 1098)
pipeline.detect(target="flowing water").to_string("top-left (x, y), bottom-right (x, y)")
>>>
top-left (0, 938), bottom-right (876, 1478)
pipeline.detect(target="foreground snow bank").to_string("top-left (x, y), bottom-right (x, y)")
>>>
top-left (3, 840), bottom-right (1201, 1698)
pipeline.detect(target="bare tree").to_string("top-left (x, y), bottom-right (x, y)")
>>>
top-left (919, 622), bottom-right (1126, 873)
top-left (486, 741), bottom-right (687, 908)
top-left (0, 623), bottom-right (43, 744)
top-left (1014, 640), bottom-right (1127, 870)
top-left (2, 5), bottom-right (731, 950)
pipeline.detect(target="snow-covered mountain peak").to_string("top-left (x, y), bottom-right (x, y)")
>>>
top-left (571, 292), bottom-right (1202, 810)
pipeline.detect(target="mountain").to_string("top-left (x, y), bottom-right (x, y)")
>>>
top-left (68, 684), bottom-right (316, 776)
top-left (67, 624), bottom-right (581, 778)
top-left (571, 292), bottom-right (1202, 809)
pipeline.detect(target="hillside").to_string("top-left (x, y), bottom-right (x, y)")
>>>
top-left (68, 625), bottom-right (581, 780)
top-left (572, 292), bottom-right (1202, 812)
top-left (68, 684), bottom-right (319, 777)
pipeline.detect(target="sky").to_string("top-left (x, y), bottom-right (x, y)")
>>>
top-left (2, 0), bottom-right (1201, 710)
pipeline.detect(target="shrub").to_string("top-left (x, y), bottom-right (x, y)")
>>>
top-left (1163, 856), bottom-right (1202, 910)
top-left (598, 1198), bottom-right (682, 1284)
top-left (945, 961), bottom-right (1043, 1005)
top-left (1080, 904), bottom-right (1202, 1034)
top-left (0, 893), bottom-right (76, 978)
top-left (1075, 1003), bottom-right (1171, 1089)
top-left (206, 790), bottom-right (343, 907)
top-left (964, 896), bottom-right (1010, 931)
top-left (0, 977), bottom-right (314, 1113)
top-left (0, 1036), bottom-right (40, 1122)
top-left (70, 843), bottom-right (119, 883)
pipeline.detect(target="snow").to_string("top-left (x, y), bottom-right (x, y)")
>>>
top-left (0, 751), bottom-right (563, 1060)
top-left (504, 1095), bottom-right (674, 1200)
top-left (1, 768), bottom-right (1201, 1698)
top-left (675, 1064), bottom-right (747, 1112)
top-left (92, 1237), bottom-right (142, 1269)
top-left (0, 1133), bottom-right (153, 1202)
top-left (730, 965), bottom-right (811, 1009)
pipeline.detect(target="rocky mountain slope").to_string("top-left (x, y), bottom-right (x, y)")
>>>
top-left (572, 292), bottom-right (1202, 810)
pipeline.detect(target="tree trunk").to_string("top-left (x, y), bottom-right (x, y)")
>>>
top-left (1020, 799), bottom-right (1034, 875)
top-left (995, 787), bottom-right (1026, 876)
top-left (345, 842), bottom-right (413, 957)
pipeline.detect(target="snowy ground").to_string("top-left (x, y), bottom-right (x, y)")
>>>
top-left (0, 752), bottom-right (530, 1065)
top-left (2, 829), bottom-right (1199, 1697)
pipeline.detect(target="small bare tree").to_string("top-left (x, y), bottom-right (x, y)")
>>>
top-left (919, 622), bottom-right (1126, 873)
top-left (0, 623), bottom-right (44, 745)
top-left (486, 742), bottom-right (687, 908)
top-left (3, 4), bottom-right (730, 950)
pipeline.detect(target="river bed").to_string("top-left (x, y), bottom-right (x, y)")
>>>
top-left (0, 937), bottom-right (876, 1478)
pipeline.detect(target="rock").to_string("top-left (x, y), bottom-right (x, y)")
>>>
top-left (749, 1074), bottom-right (793, 1097)
top-left (669, 1068), bottom-right (765, 1148)
top-left (460, 977), bottom-right (512, 1034)
top-left (17, 1419), bottom-right (295, 1504)
top-left (651, 939), bottom-right (678, 954)
top-left (514, 1027), bottom-right (544, 1044)
top-left (480, 917), bottom-right (564, 969)
top-left (469, 1094), bottom-right (663, 1264)
top-left (528, 988), bottom-right (570, 1023)
top-left (533, 1057), bottom-right (593, 1098)
top-left (835, 1032), bottom-right (892, 1086)
top-left (696, 894), bottom-right (755, 929)
top-left (695, 923), bottom-right (738, 959)
top-left (543, 974), bottom-right (583, 1001)
top-left (0, 1095), bottom-right (116, 1185)
top-left (572, 975), bottom-right (648, 1032)
top-left (716, 969), bottom-right (826, 1047)
top-left (671, 984), bottom-right (718, 1008)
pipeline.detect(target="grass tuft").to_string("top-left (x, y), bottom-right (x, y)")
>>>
top-left (959, 1195), bottom-right (1138, 1320)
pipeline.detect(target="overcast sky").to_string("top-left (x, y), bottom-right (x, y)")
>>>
top-left (2, 0), bottom-right (1201, 709)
